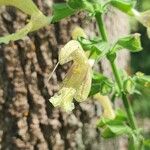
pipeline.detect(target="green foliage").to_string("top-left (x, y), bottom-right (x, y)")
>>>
top-left (97, 110), bottom-right (133, 138)
top-left (116, 34), bottom-right (142, 52)
top-left (67, 0), bottom-right (94, 12)
top-left (1, 0), bottom-right (150, 149)
top-left (78, 37), bottom-right (110, 59)
top-left (107, 34), bottom-right (142, 62)
top-left (51, 3), bottom-right (76, 23)
top-left (110, 0), bottom-right (135, 15)
top-left (89, 72), bottom-right (114, 96)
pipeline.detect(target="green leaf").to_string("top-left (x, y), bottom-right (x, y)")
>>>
top-left (97, 109), bottom-right (127, 128)
top-left (68, 0), bottom-right (94, 13)
top-left (51, 3), bottom-right (76, 23)
top-left (115, 109), bottom-right (128, 122)
top-left (78, 37), bottom-right (110, 59)
top-left (67, 0), bottom-right (84, 10)
top-left (107, 33), bottom-right (142, 62)
top-left (89, 72), bottom-right (113, 96)
top-left (110, 0), bottom-right (134, 15)
top-left (97, 109), bottom-right (131, 139)
top-left (102, 124), bottom-right (132, 138)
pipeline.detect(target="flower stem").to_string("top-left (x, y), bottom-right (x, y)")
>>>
top-left (95, 11), bottom-right (138, 130)
top-left (94, 12), bottom-right (143, 149)
top-left (95, 12), bottom-right (108, 41)
top-left (110, 61), bottom-right (137, 130)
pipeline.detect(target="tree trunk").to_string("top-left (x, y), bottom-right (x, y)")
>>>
top-left (0, 0), bottom-right (130, 150)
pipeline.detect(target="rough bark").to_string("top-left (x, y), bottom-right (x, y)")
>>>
top-left (0, 0), bottom-right (130, 150)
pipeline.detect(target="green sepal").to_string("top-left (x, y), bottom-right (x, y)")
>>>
top-left (107, 34), bottom-right (142, 62)
top-left (117, 33), bottom-right (142, 52)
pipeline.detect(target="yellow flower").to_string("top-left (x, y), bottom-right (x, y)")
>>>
top-left (0, 0), bottom-right (50, 44)
top-left (71, 26), bottom-right (87, 40)
top-left (50, 87), bottom-right (76, 112)
top-left (49, 40), bottom-right (92, 112)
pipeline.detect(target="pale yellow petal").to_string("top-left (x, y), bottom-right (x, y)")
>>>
top-left (59, 40), bottom-right (88, 64)
top-left (94, 93), bottom-right (115, 119)
top-left (0, 0), bottom-right (40, 15)
top-left (49, 87), bottom-right (76, 112)
top-left (75, 67), bottom-right (92, 102)
top-left (71, 26), bottom-right (87, 40)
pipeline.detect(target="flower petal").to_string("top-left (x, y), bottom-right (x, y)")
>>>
top-left (0, 0), bottom-right (41, 15)
top-left (49, 87), bottom-right (76, 112)
top-left (75, 67), bottom-right (92, 102)
top-left (94, 94), bottom-right (115, 119)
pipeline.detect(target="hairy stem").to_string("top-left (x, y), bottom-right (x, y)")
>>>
top-left (95, 12), bottom-right (137, 130)
top-left (95, 12), bottom-right (108, 41)
top-left (110, 61), bottom-right (137, 130)
top-left (94, 12), bottom-right (143, 149)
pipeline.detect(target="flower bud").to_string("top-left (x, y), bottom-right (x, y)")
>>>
top-left (94, 94), bottom-right (115, 119)
top-left (123, 78), bottom-right (135, 94)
